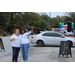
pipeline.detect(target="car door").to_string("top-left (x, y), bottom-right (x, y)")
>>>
top-left (42, 32), bottom-right (53, 45)
top-left (51, 32), bottom-right (66, 45)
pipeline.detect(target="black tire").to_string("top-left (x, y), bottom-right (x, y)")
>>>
top-left (37, 40), bottom-right (44, 47)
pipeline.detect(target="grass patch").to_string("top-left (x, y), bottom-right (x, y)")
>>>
top-left (0, 33), bottom-right (12, 37)
top-left (7, 33), bottom-right (12, 36)
top-left (0, 33), bottom-right (3, 36)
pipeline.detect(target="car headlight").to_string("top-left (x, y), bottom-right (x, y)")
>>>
top-left (73, 39), bottom-right (75, 40)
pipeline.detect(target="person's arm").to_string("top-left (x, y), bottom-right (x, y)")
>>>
top-left (10, 38), bottom-right (15, 41)
top-left (10, 34), bottom-right (15, 41)
top-left (26, 28), bottom-right (33, 36)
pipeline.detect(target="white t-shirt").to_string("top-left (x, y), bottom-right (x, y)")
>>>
top-left (20, 31), bottom-right (31, 44)
top-left (10, 34), bottom-right (21, 47)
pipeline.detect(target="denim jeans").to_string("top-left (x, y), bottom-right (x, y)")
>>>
top-left (21, 43), bottom-right (30, 61)
top-left (12, 47), bottom-right (20, 62)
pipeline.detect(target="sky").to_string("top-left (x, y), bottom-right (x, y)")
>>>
top-left (38, 12), bottom-right (65, 18)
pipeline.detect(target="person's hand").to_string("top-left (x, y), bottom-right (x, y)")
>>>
top-left (31, 28), bottom-right (33, 32)
top-left (12, 38), bottom-right (15, 40)
top-left (10, 38), bottom-right (15, 41)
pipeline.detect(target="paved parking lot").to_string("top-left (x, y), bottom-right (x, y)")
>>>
top-left (0, 36), bottom-right (12, 59)
top-left (0, 36), bottom-right (75, 62)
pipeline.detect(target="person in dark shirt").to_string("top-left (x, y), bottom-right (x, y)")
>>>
top-left (38, 28), bottom-right (40, 34)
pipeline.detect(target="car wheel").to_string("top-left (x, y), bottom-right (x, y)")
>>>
top-left (37, 41), bottom-right (44, 47)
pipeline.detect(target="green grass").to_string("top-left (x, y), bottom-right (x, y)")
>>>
top-left (0, 33), bottom-right (3, 36)
top-left (0, 33), bottom-right (12, 37)
top-left (7, 33), bottom-right (12, 36)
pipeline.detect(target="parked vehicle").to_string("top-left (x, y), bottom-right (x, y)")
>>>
top-left (52, 28), bottom-right (60, 31)
top-left (52, 31), bottom-right (74, 38)
top-left (39, 29), bottom-right (47, 33)
top-left (52, 28), bottom-right (73, 36)
top-left (31, 31), bottom-right (75, 47)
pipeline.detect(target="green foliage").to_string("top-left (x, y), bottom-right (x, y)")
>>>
top-left (64, 16), bottom-right (72, 22)
top-left (63, 12), bottom-right (75, 28)
top-left (1, 12), bottom-right (75, 31)
top-left (0, 13), bottom-right (7, 30)
top-left (40, 13), bottom-right (49, 23)
top-left (29, 13), bottom-right (49, 29)
top-left (30, 13), bottom-right (41, 23)
top-left (40, 21), bottom-right (48, 29)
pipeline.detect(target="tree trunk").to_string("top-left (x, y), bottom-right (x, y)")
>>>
top-left (11, 12), bottom-right (14, 26)
top-left (10, 12), bottom-right (14, 34)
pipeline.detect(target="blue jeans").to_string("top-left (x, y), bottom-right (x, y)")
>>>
top-left (12, 47), bottom-right (20, 62)
top-left (21, 43), bottom-right (30, 61)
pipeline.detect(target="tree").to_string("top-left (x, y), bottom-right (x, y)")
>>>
top-left (21, 12), bottom-right (31, 25)
top-left (29, 12), bottom-right (41, 27)
top-left (50, 15), bottom-right (73, 28)
top-left (9, 12), bottom-right (21, 25)
top-left (0, 12), bottom-right (8, 30)
top-left (40, 21), bottom-right (48, 29)
top-left (30, 13), bottom-right (41, 24)
top-left (64, 16), bottom-right (72, 22)
top-left (67, 12), bottom-right (75, 22)
top-left (40, 13), bottom-right (49, 27)
top-left (50, 16), bottom-right (62, 28)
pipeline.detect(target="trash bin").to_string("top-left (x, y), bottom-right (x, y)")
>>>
top-left (3, 31), bottom-right (7, 36)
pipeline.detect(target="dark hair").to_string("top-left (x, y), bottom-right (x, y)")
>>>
top-left (20, 28), bottom-right (26, 34)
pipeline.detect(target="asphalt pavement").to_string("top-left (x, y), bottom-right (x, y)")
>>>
top-left (0, 35), bottom-right (75, 62)
top-left (0, 36), bottom-right (12, 59)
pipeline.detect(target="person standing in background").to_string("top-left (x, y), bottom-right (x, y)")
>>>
top-left (20, 28), bottom-right (33, 62)
top-left (10, 29), bottom-right (21, 62)
top-left (38, 28), bottom-right (40, 34)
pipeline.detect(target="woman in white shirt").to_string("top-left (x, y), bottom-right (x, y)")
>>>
top-left (10, 29), bottom-right (21, 62)
top-left (20, 28), bottom-right (33, 62)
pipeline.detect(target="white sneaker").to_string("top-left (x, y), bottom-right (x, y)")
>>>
top-left (22, 60), bottom-right (25, 62)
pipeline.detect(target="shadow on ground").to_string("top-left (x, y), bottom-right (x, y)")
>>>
top-left (31, 44), bottom-right (75, 48)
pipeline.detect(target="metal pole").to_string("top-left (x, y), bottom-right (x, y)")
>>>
top-left (49, 12), bottom-right (51, 30)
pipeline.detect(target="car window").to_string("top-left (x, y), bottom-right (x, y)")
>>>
top-left (54, 29), bottom-right (60, 31)
top-left (51, 33), bottom-right (62, 37)
top-left (42, 33), bottom-right (52, 36)
top-left (59, 32), bottom-right (68, 37)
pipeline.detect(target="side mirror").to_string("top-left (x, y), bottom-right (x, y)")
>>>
top-left (61, 35), bottom-right (65, 38)
top-left (64, 31), bottom-right (66, 33)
